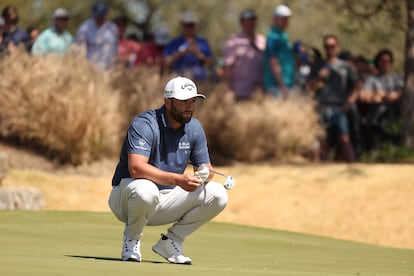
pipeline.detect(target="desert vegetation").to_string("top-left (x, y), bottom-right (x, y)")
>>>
top-left (0, 49), bottom-right (121, 164)
top-left (0, 50), bottom-right (323, 165)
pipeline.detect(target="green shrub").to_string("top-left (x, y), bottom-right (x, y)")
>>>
top-left (361, 143), bottom-right (414, 163)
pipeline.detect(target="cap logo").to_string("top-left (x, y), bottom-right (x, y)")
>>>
top-left (181, 83), bottom-right (195, 91)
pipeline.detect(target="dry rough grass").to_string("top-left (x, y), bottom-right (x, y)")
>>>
top-left (0, 51), bottom-right (323, 165)
top-left (110, 66), bottom-right (167, 132)
top-left (0, 49), bottom-right (121, 165)
top-left (197, 85), bottom-right (323, 162)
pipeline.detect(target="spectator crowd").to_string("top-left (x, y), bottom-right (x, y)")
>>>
top-left (0, 2), bottom-right (404, 163)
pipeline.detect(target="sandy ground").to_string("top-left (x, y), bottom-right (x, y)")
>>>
top-left (1, 143), bottom-right (413, 249)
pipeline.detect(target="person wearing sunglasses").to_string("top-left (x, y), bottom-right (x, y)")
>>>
top-left (308, 34), bottom-right (358, 162)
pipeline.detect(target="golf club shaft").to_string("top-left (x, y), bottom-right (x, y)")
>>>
top-left (210, 169), bottom-right (227, 177)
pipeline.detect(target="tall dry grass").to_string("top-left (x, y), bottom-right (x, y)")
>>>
top-left (110, 66), bottom-right (167, 132)
top-left (0, 49), bottom-right (121, 165)
top-left (0, 50), bottom-right (323, 165)
top-left (197, 84), bottom-right (324, 163)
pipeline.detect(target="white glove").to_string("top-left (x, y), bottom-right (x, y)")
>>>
top-left (195, 164), bottom-right (210, 183)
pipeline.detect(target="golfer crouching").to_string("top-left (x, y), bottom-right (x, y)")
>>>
top-left (108, 76), bottom-right (228, 265)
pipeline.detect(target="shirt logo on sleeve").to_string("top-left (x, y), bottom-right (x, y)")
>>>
top-left (139, 139), bottom-right (146, 147)
top-left (134, 138), bottom-right (148, 150)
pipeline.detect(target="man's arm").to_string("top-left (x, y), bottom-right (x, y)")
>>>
top-left (341, 65), bottom-right (359, 111)
top-left (269, 56), bottom-right (289, 98)
top-left (128, 153), bottom-right (202, 192)
top-left (30, 32), bottom-right (45, 56)
top-left (164, 49), bottom-right (186, 68)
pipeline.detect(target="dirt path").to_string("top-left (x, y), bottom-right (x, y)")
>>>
top-left (1, 143), bottom-right (413, 249)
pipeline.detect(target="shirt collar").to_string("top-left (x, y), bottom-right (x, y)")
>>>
top-left (157, 105), bottom-right (187, 132)
top-left (271, 25), bottom-right (283, 33)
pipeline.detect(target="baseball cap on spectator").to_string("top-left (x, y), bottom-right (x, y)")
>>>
top-left (240, 9), bottom-right (257, 20)
top-left (273, 5), bottom-right (292, 17)
top-left (154, 26), bottom-right (170, 46)
top-left (93, 1), bottom-right (109, 18)
top-left (164, 76), bottom-right (205, 100)
top-left (180, 11), bottom-right (198, 24)
top-left (52, 8), bottom-right (69, 20)
top-left (0, 16), bottom-right (4, 27)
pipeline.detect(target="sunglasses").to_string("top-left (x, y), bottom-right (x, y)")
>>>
top-left (182, 23), bottom-right (195, 28)
top-left (324, 44), bottom-right (337, 49)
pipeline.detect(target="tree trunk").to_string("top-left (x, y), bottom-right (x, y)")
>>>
top-left (403, 0), bottom-right (414, 147)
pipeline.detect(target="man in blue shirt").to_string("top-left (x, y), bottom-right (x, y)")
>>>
top-left (1, 5), bottom-right (29, 51)
top-left (109, 76), bottom-right (228, 264)
top-left (263, 5), bottom-right (295, 99)
top-left (31, 8), bottom-right (73, 56)
top-left (75, 1), bottom-right (118, 70)
top-left (163, 11), bottom-right (213, 81)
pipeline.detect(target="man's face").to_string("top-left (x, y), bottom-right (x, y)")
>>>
top-left (323, 37), bottom-right (340, 58)
top-left (378, 53), bottom-right (393, 74)
top-left (168, 98), bottom-right (196, 124)
top-left (94, 16), bottom-right (107, 26)
top-left (274, 16), bottom-right (289, 30)
top-left (54, 18), bottom-right (69, 32)
top-left (181, 22), bottom-right (196, 36)
top-left (240, 18), bottom-right (256, 33)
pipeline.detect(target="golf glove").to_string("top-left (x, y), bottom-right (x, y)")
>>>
top-left (195, 164), bottom-right (210, 183)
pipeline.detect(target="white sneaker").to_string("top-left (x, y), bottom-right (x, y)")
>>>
top-left (122, 237), bottom-right (141, 262)
top-left (152, 234), bottom-right (192, 265)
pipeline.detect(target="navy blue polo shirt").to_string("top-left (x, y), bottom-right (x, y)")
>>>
top-left (111, 105), bottom-right (210, 189)
top-left (163, 35), bottom-right (213, 80)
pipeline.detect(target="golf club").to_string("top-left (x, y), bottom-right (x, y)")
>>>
top-left (189, 163), bottom-right (235, 190)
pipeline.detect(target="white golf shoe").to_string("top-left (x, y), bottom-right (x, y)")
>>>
top-left (122, 237), bottom-right (141, 262)
top-left (152, 234), bottom-right (192, 265)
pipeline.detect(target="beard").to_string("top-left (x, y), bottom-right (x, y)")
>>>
top-left (170, 102), bottom-right (193, 124)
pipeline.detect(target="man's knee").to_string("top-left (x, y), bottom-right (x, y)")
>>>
top-left (205, 182), bottom-right (228, 210)
top-left (126, 179), bottom-right (160, 206)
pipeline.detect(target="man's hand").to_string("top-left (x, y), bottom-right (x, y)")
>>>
top-left (176, 174), bottom-right (202, 192)
top-left (318, 67), bottom-right (331, 79)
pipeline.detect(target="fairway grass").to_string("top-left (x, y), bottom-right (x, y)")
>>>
top-left (0, 211), bottom-right (413, 276)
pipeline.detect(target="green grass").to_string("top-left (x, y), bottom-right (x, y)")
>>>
top-left (0, 211), bottom-right (413, 276)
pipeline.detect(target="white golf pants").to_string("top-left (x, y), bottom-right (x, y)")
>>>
top-left (108, 178), bottom-right (228, 241)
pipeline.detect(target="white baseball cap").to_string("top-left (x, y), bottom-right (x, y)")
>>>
top-left (164, 76), bottom-right (205, 100)
top-left (52, 8), bottom-right (69, 19)
top-left (180, 11), bottom-right (198, 24)
top-left (273, 5), bottom-right (292, 17)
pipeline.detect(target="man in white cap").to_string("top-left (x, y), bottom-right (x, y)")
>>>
top-left (263, 4), bottom-right (295, 99)
top-left (163, 11), bottom-right (213, 80)
top-left (109, 76), bottom-right (228, 265)
top-left (31, 8), bottom-right (73, 56)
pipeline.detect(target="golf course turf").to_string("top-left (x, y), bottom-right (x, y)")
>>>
top-left (0, 211), bottom-right (412, 275)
